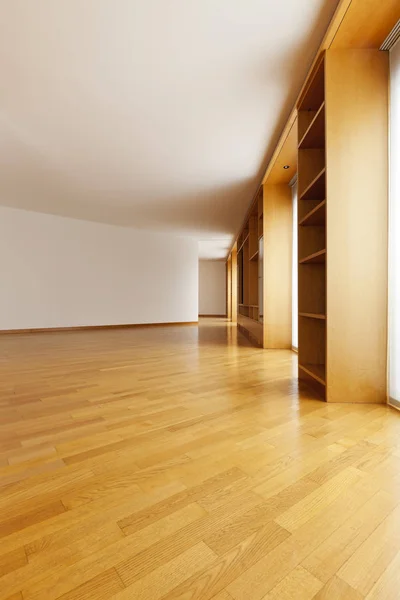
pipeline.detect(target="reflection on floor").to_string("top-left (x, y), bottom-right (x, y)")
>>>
top-left (0, 318), bottom-right (398, 599)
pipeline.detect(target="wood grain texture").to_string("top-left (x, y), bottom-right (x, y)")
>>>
top-left (227, 256), bottom-right (232, 321)
top-left (263, 184), bottom-right (292, 349)
top-left (325, 49), bottom-right (388, 403)
top-left (0, 319), bottom-right (399, 600)
top-left (261, 565), bottom-right (323, 599)
top-left (313, 576), bottom-right (363, 600)
top-left (331, 0), bottom-right (400, 49)
top-left (231, 245), bottom-right (238, 324)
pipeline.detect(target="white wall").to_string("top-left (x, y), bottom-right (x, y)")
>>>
top-left (389, 41), bottom-right (400, 404)
top-left (198, 260), bottom-right (226, 316)
top-left (0, 206), bottom-right (198, 329)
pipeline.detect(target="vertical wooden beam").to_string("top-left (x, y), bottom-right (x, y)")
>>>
top-left (325, 49), bottom-right (388, 403)
top-left (263, 184), bottom-right (293, 348)
top-left (231, 244), bottom-right (238, 324)
top-left (226, 256), bottom-right (232, 320)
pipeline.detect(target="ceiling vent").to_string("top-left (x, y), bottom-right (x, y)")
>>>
top-left (380, 19), bottom-right (400, 50)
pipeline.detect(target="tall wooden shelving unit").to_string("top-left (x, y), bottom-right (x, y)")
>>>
top-left (297, 56), bottom-right (327, 395)
top-left (297, 50), bottom-right (388, 403)
top-left (236, 190), bottom-right (264, 346)
top-left (233, 173), bottom-right (293, 350)
top-left (229, 114), bottom-right (295, 350)
top-left (263, 183), bottom-right (292, 349)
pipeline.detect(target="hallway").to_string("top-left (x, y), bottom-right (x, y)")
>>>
top-left (0, 319), bottom-right (399, 599)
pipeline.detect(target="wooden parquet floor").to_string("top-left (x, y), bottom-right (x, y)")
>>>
top-left (1, 318), bottom-right (400, 600)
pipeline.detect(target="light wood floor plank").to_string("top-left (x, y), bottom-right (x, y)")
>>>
top-left (160, 521), bottom-right (290, 600)
top-left (114, 542), bottom-right (217, 599)
top-left (338, 502), bottom-right (400, 596)
top-left (302, 490), bottom-right (398, 583)
top-left (261, 565), bottom-right (323, 599)
top-left (312, 576), bottom-right (363, 600)
top-left (0, 319), bottom-right (399, 600)
top-left (365, 549), bottom-right (400, 600)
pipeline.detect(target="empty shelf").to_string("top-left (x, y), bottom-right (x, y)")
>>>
top-left (249, 250), bottom-right (259, 261)
top-left (298, 102), bottom-right (325, 149)
top-left (299, 200), bottom-right (326, 227)
top-left (237, 233), bottom-right (249, 252)
top-left (299, 249), bottom-right (326, 264)
top-left (299, 363), bottom-right (326, 386)
top-left (300, 168), bottom-right (326, 201)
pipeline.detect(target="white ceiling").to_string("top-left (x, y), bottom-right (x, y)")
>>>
top-left (0, 0), bottom-right (339, 259)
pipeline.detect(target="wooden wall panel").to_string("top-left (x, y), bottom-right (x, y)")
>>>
top-left (263, 184), bottom-right (292, 349)
top-left (226, 256), bottom-right (232, 320)
top-left (331, 0), bottom-right (400, 50)
top-left (325, 49), bottom-right (388, 403)
top-left (231, 244), bottom-right (238, 324)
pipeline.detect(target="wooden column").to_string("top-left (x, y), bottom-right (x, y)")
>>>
top-left (325, 49), bottom-right (388, 403)
top-left (263, 184), bottom-right (292, 349)
top-left (231, 244), bottom-right (238, 324)
top-left (226, 256), bottom-right (232, 320)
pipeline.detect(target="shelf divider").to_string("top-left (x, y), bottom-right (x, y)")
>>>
top-left (298, 102), bottom-right (325, 149)
top-left (299, 249), bottom-right (326, 264)
top-left (299, 168), bottom-right (326, 201)
top-left (299, 200), bottom-right (326, 227)
top-left (249, 250), bottom-right (259, 261)
top-left (237, 233), bottom-right (249, 253)
top-left (299, 363), bottom-right (326, 386)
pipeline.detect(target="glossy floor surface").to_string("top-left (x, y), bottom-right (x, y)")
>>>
top-left (0, 319), bottom-right (400, 600)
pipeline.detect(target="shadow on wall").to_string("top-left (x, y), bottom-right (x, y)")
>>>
top-left (0, 168), bottom-right (254, 239)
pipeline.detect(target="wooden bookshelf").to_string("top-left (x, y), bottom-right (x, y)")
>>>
top-left (297, 50), bottom-right (388, 403)
top-left (263, 183), bottom-right (292, 349)
top-left (226, 0), bottom-right (393, 402)
top-left (235, 189), bottom-right (264, 346)
top-left (297, 57), bottom-right (327, 397)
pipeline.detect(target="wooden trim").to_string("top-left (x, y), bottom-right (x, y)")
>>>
top-left (0, 321), bottom-right (199, 335)
top-left (263, 184), bottom-right (293, 349)
top-left (198, 314), bottom-right (227, 318)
